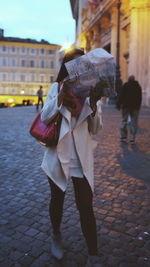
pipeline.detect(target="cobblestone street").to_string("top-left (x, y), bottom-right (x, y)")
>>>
top-left (0, 105), bottom-right (150, 267)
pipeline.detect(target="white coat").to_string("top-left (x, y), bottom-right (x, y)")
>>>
top-left (41, 82), bottom-right (102, 192)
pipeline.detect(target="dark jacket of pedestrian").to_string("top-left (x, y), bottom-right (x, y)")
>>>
top-left (117, 78), bottom-right (142, 110)
top-left (37, 88), bottom-right (43, 98)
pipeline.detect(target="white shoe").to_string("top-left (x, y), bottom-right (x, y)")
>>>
top-left (50, 233), bottom-right (64, 260)
top-left (86, 255), bottom-right (102, 267)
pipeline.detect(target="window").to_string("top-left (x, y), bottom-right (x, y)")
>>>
top-left (40, 74), bottom-right (45, 82)
top-left (50, 76), bottom-right (54, 83)
top-left (2, 73), bottom-right (7, 81)
top-left (20, 47), bottom-right (26, 54)
top-left (30, 73), bottom-right (35, 82)
top-left (49, 61), bottom-right (54, 68)
top-left (11, 72), bottom-right (16, 81)
top-left (30, 48), bottom-right (36, 55)
top-left (40, 48), bottom-right (45, 55)
top-left (30, 60), bottom-right (35, 67)
top-left (10, 88), bottom-right (16, 94)
top-left (20, 74), bottom-right (26, 82)
top-left (12, 58), bottom-right (16, 66)
top-left (11, 46), bottom-right (16, 53)
top-left (0, 87), bottom-right (5, 94)
top-left (41, 60), bottom-right (45, 68)
top-left (2, 46), bottom-right (7, 52)
top-left (51, 61), bottom-right (54, 69)
top-left (21, 59), bottom-right (26, 67)
top-left (2, 58), bottom-right (7, 66)
top-left (49, 49), bottom-right (55, 55)
top-left (30, 88), bottom-right (35, 95)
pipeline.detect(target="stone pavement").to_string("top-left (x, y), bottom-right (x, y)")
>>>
top-left (0, 105), bottom-right (150, 267)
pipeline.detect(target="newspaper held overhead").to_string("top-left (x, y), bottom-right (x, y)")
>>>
top-left (65, 48), bottom-right (116, 98)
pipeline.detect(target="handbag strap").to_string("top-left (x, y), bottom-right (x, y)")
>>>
top-left (58, 82), bottom-right (64, 93)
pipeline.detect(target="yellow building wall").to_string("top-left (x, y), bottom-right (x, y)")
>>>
top-left (0, 39), bottom-right (60, 106)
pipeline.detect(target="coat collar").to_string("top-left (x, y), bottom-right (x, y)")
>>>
top-left (58, 98), bottom-right (92, 142)
top-left (75, 98), bottom-right (92, 128)
top-left (60, 105), bottom-right (71, 122)
top-left (60, 98), bottom-right (92, 126)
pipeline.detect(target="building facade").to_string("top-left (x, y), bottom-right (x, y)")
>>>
top-left (0, 29), bottom-right (61, 106)
top-left (70, 0), bottom-right (150, 106)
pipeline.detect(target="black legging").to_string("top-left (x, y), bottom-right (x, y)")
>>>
top-left (48, 177), bottom-right (98, 255)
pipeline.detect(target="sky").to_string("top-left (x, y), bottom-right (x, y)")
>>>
top-left (0, 0), bottom-right (75, 49)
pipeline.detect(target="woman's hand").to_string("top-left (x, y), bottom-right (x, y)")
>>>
top-left (90, 101), bottom-right (97, 117)
top-left (89, 82), bottom-right (104, 116)
top-left (57, 80), bottom-right (72, 107)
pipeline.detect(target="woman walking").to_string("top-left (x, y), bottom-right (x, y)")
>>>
top-left (41, 48), bottom-right (102, 266)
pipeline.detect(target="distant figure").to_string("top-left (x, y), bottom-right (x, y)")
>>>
top-left (36, 86), bottom-right (44, 111)
top-left (116, 75), bottom-right (142, 144)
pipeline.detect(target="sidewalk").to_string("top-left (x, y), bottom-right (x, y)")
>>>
top-left (0, 106), bottom-right (150, 267)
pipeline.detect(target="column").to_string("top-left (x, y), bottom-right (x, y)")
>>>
top-left (85, 31), bottom-right (93, 52)
top-left (92, 25), bottom-right (101, 49)
top-left (110, 7), bottom-right (117, 59)
top-left (129, 0), bottom-right (150, 106)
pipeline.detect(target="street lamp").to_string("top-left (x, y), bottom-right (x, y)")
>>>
top-left (20, 89), bottom-right (25, 95)
top-left (115, 0), bottom-right (121, 96)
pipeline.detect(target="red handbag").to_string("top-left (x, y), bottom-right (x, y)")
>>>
top-left (29, 112), bottom-right (62, 147)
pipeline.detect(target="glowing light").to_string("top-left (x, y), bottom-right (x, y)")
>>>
top-left (21, 89), bottom-right (25, 94)
top-left (61, 40), bottom-right (74, 53)
top-left (7, 98), bottom-right (14, 103)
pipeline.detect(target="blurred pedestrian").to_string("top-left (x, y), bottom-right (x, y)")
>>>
top-left (36, 85), bottom-right (43, 111)
top-left (41, 48), bottom-right (103, 266)
top-left (116, 75), bottom-right (142, 144)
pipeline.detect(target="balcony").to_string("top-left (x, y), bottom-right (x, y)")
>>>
top-left (82, 0), bottom-right (116, 31)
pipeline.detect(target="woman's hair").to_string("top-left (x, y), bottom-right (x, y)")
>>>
top-left (56, 48), bottom-right (84, 82)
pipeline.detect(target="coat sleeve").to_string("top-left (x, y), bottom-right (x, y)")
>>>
top-left (88, 100), bottom-right (103, 135)
top-left (41, 82), bottom-right (61, 124)
top-left (137, 83), bottom-right (142, 109)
